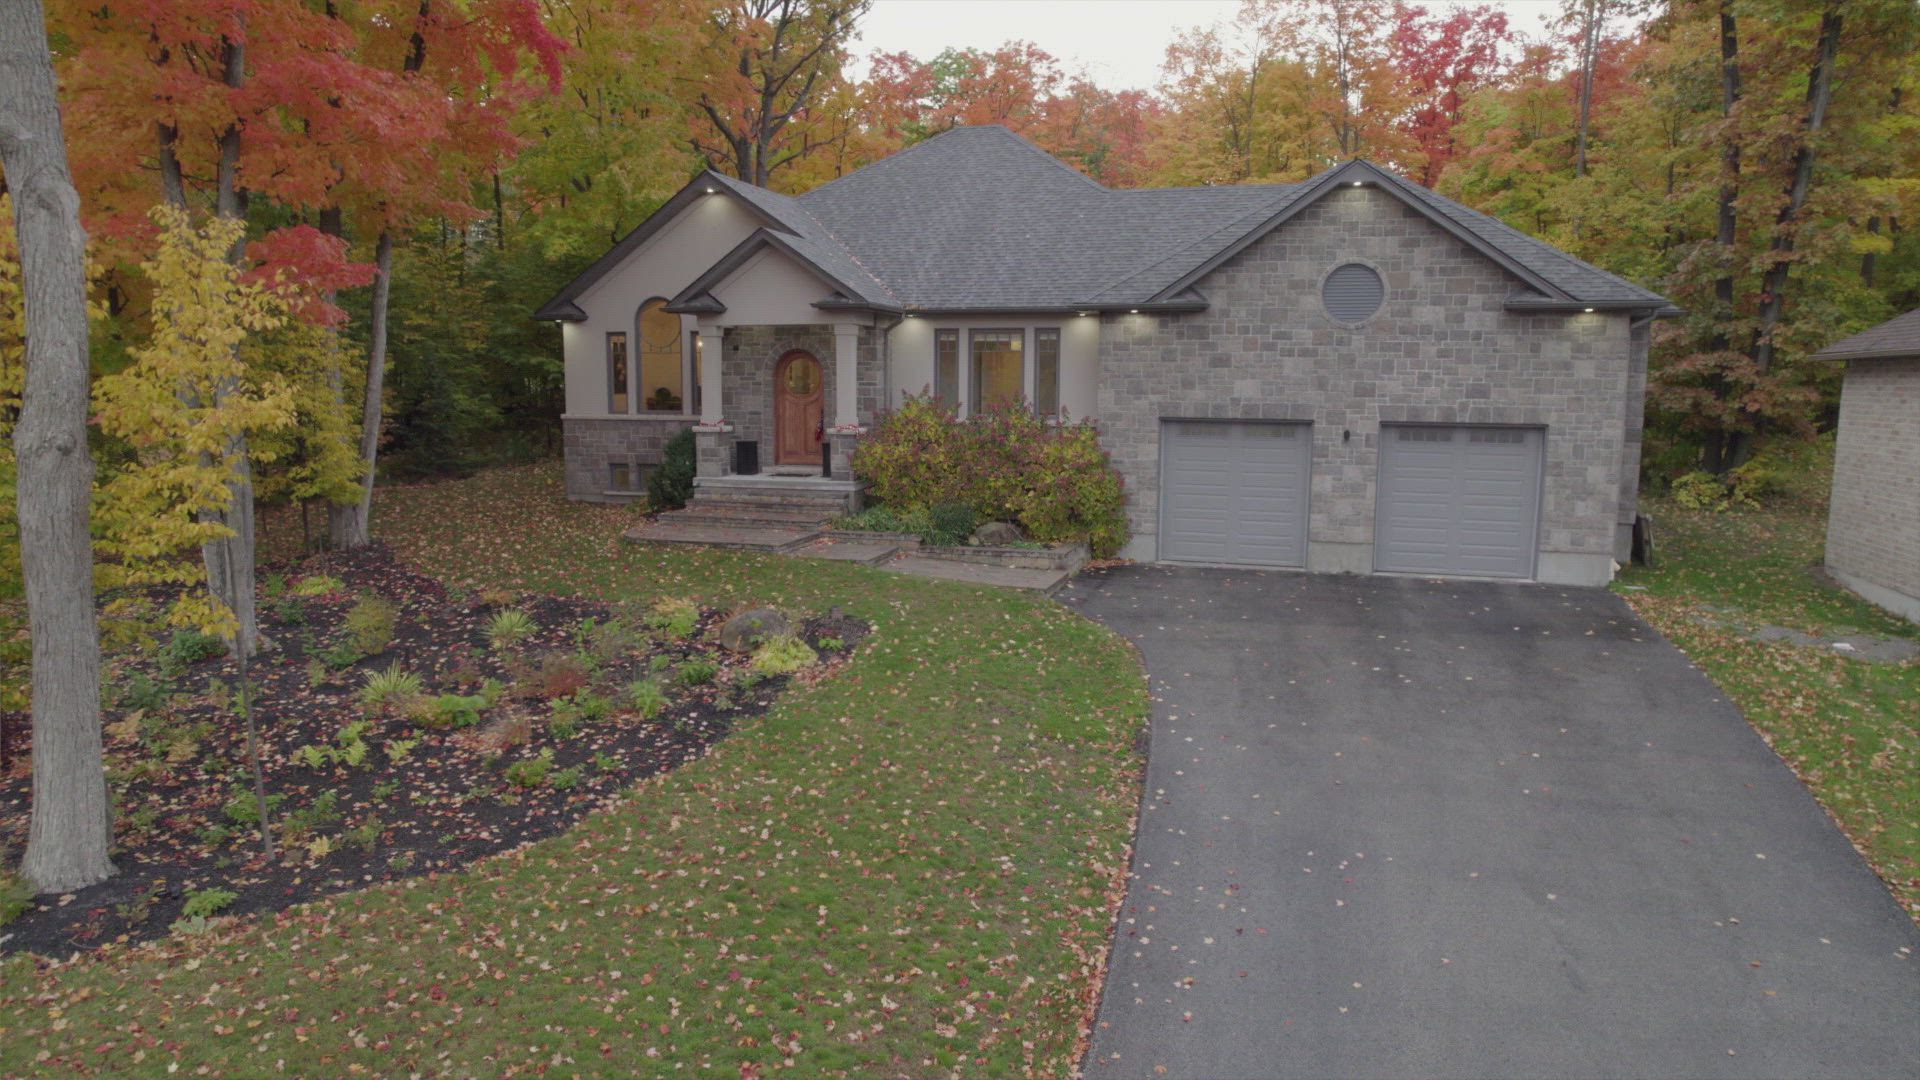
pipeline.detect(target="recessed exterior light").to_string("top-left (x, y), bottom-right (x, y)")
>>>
top-left (1130, 308), bottom-right (1139, 314)
top-left (1352, 181), bottom-right (1363, 187)
top-left (705, 187), bottom-right (716, 194)
top-left (1583, 307), bottom-right (1594, 313)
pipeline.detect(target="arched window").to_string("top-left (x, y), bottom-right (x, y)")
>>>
top-left (638, 299), bottom-right (684, 413)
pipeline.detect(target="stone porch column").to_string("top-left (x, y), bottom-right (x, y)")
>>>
top-left (828, 323), bottom-right (865, 483)
top-left (831, 323), bottom-right (861, 431)
top-left (698, 325), bottom-right (725, 424)
top-left (693, 324), bottom-right (732, 478)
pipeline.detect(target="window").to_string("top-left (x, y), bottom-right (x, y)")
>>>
top-left (970, 329), bottom-right (1023, 410)
top-left (606, 332), bottom-right (629, 413)
top-left (934, 329), bottom-right (959, 406)
top-left (692, 331), bottom-right (704, 413)
top-left (608, 461), bottom-right (637, 491)
top-left (1034, 329), bottom-right (1060, 417)
top-left (638, 299), bottom-right (684, 413)
top-left (1322, 263), bottom-right (1385, 324)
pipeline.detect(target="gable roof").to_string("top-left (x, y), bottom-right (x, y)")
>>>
top-left (1812, 308), bottom-right (1920, 362)
top-left (537, 126), bottom-right (1672, 320)
top-left (664, 227), bottom-right (901, 315)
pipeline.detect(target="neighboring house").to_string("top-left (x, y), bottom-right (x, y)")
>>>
top-left (537, 125), bottom-right (1675, 586)
top-left (1813, 308), bottom-right (1920, 623)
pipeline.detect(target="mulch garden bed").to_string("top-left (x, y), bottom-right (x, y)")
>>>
top-left (0, 544), bottom-right (865, 958)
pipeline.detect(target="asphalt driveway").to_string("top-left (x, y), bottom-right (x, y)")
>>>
top-left (1063, 566), bottom-right (1920, 1080)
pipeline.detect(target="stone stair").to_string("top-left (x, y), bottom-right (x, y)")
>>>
top-left (622, 483), bottom-right (852, 552)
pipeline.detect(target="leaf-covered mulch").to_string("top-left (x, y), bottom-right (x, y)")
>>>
top-left (0, 544), bottom-right (864, 957)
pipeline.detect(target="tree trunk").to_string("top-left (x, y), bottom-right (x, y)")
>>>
top-left (1705, 1), bottom-right (1741, 475)
top-left (199, 30), bottom-right (263, 657)
top-left (329, 230), bottom-right (393, 549)
top-left (0, 0), bottom-right (116, 893)
top-left (1747, 7), bottom-right (1842, 367)
top-left (1575, 0), bottom-right (1599, 177)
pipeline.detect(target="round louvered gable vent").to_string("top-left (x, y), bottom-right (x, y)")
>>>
top-left (1322, 263), bottom-right (1385, 325)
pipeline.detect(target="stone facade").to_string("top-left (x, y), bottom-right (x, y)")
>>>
top-left (1825, 357), bottom-right (1920, 622)
top-left (716, 324), bottom-right (833, 471)
top-left (1096, 185), bottom-right (1634, 586)
top-left (698, 323), bottom-right (884, 478)
top-left (562, 416), bottom-right (696, 501)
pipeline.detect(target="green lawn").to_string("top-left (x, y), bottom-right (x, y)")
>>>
top-left (1618, 449), bottom-right (1920, 922)
top-left (2, 463), bottom-right (1146, 1076)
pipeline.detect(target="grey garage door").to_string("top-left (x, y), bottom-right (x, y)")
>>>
top-left (1159, 420), bottom-right (1311, 567)
top-left (1376, 425), bottom-right (1544, 579)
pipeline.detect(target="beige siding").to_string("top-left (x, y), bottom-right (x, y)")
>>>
top-left (884, 315), bottom-right (1099, 419)
top-left (710, 248), bottom-right (844, 327)
top-left (1826, 358), bottom-right (1920, 622)
top-left (563, 195), bottom-right (761, 417)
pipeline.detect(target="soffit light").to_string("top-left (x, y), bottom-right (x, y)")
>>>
top-left (1583, 307), bottom-right (1595, 313)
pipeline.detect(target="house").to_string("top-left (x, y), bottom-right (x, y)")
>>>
top-left (537, 125), bottom-right (1674, 586)
top-left (1813, 308), bottom-right (1920, 622)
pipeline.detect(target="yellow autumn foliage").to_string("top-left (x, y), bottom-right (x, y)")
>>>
top-left (92, 206), bottom-right (298, 637)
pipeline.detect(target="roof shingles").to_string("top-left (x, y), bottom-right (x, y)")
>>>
top-left (539, 125), bottom-right (1671, 319)
top-left (1812, 307), bottom-right (1920, 362)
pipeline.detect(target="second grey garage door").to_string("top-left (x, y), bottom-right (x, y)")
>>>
top-left (1376, 425), bottom-right (1544, 579)
top-left (1159, 420), bottom-right (1311, 567)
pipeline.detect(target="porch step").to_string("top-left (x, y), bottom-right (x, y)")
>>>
top-left (687, 493), bottom-right (848, 513)
top-left (672, 504), bottom-right (841, 529)
top-left (689, 490), bottom-right (853, 512)
top-left (621, 517), bottom-right (821, 553)
top-left (794, 538), bottom-right (902, 566)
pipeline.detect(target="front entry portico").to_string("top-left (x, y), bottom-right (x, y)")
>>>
top-left (774, 350), bottom-right (825, 466)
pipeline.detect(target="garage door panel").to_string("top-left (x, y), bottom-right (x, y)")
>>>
top-left (1160, 421), bottom-right (1310, 567)
top-left (1376, 425), bottom-right (1543, 579)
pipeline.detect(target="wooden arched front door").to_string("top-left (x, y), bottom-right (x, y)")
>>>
top-left (773, 350), bottom-right (824, 466)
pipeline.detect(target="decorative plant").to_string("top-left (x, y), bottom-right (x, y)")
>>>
top-left (360, 663), bottom-right (425, 713)
top-left (488, 608), bottom-right (536, 650)
top-left (343, 594), bottom-right (399, 657)
top-left (647, 427), bottom-right (696, 509)
top-left (627, 679), bottom-right (668, 720)
top-left (677, 659), bottom-right (719, 686)
top-left (180, 887), bottom-right (238, 919)
top-left (504, 749), bottom-right (555, 788)
top-left (750, 634), bottom-right (817, 674)
top-left (644, 597), bottom-right (700, 640)
top-left (852, 395), bottom-right (1129, 556)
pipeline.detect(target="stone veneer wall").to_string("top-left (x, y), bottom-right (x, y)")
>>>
top-left (562, 416), bottom-right (697, 502)
top-left (1096, 184), bottom-right (1635, 586)
top-left (1825, 357), bottom-right (1920, 622)
top-left (720, 325), bottom-right (837, 463)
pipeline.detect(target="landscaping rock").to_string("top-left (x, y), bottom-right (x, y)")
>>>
top-left (972, 521), bottom-right (1024, 546)
top-left (719, 606), bottom-right (790, 652)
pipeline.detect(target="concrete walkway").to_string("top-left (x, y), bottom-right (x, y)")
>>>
top-left (1063, 565), bottom-right (1920, 1080)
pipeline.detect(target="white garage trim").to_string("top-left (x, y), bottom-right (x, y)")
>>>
top-left (1158, 419), bottom-right (1312, 568)
top-left (1375, 424), bottom-right (1546, 580)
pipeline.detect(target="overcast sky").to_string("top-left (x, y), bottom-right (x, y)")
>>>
top-left (851, 0), bottom-right (1564, 93)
